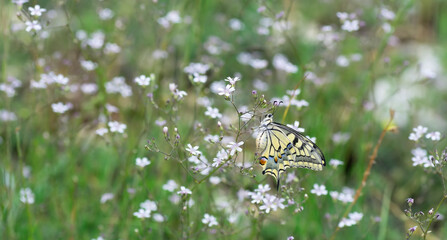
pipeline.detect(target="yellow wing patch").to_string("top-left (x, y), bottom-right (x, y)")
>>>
top-left (256, 115), bottom-right (326, 188)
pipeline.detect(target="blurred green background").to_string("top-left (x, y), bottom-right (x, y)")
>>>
top-left (1, 0), bottom-right (447, 239)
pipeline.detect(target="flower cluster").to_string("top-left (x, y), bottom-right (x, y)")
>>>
top-left (248, 184), bottom-right (286, 214)
top-left (338, 212), bottom-right (363, 228)
top-left (133, 199), bottom-right (164, 222)
top-left (336, 12), bottom-right (360, 32)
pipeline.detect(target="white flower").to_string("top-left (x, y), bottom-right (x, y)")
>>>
top-left (177, 186), bottom-right (192, 195)
top-left (209, 176), bottom-right (221, 185)
top-left (53, 74), bottom-right (69, 85)
top-left (204, 134), bottom-right (219, 143)
top-left (202, 213), bottom-right (218, 227)
top-left (192, 73), bottom-right (207, 83)
top-left (204, 107), bottom-right (222, 119)
top-left (250, 192), bottom-right (263, 204)
top-left (426, 131), bottom-right (441, 141)
top-left (228, 214), bottom-right (238, 223)
top-left (310, 184), bottom-right (328, 196)
top-left (29, 5), bottom-right (46, 16)
top-left (105, 76), bottom-right (132, 97)
top-left (25, 20), bottom-right (42, 32)
top-left (108, 121), bottom-right (127, 133)
top-left (80, 60), bottom-right (98, 71)
top-left (104, 43), bottom-right (121, 54)
top-left (133, 208), bottom-right (151, 219)
top-left (136, 157), bottom-right (151, 168)
top-left (225, 76), bottom-right (240, 85)
top-left (341, 20), bottom-right (359, 32)
top-left (229, 18), bottom-right (243, 30)
top-left (409, 125), bottom-right (428, 141)
top-left (217, 84), bottom-right (235, 97)
top-left (98, 8), bottom-right (114, 20)
top-left (273, 54), bottom-right (298, 73)
top-left (0, 110), bottom-right (17, 122)
top-left (380, 8), bottom-right (395, 20)
top-left (184, 62), bottom-right (210, 75)
top-left (51, 102), bottom-right (72, 114)
top-left (255, 184), bottom-right (271, 195)
top-left (348, 212), bottom-right (363, 222)
top-left (140, 200), bottom-right (157, 212)
top-left (336, 55), bottom-right (350, 67)
top-left (186, 144), bottom-right (200, 156)
top-left (162, 180), bottom-right (178, 192)
top-left (338, 217), bottom-right (356, 228)
top-left (226, 141), bottom-right (244, 156)
top-left (336, 12), bottom-right (349, 21)
top-left (134, 75), bottom-right (153, 86)
top-left (153, 213), bottom-right (165, 222)
top-left (96, 128), bottom-right (108, 136)
top-left (12, 0), bottom-right (29, 6)
top-left (411, 148), bottom-right (429, 167)
top-left (81, 83), bottom-right (98, 94)
top-left (329, 159), bottom-right (344, 168)
top-left (286, 121), bottom-right (305, 132)
top-left (20, 188), bottom-right (35, 204)
top-left (100, 193), bottom-right (114, 203)
top-left (259, 194), bottom-right (277, 213)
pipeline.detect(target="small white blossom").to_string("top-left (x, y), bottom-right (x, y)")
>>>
top-left (136, 157), bottom-right (151, 168)
top-left (409, 125), bottom-right (428, 141)
top-left (100, 193), bottom-right (114, 203)
top-left (209, 176), bottom-right (221, 185)
top-left (162, 180), bottom-right (178, 192)
top-left (250, 192), bottom-right (263, 204)
top-left (133, 208), bottom-right (151, 219)
top-left (98, 8), bottom-right (114, 20)
top-left (96, 128), bottom-right (108, 136)
top-left (226, 141), bottom-right (244, 156)
top-left (202, 213), bottom-right (218, 227)
top-left (20, 188), bottom-right (35, 204)
top-left (286, 121), bottom-right (305, 132)
top-left (153, 213), bottom-right (165, 222)
top-left (0, 110), bottom-right (17, 122)
top-left (217, 84), bottom-right (235, 97)
top-left (140, 200), bottom-right (157, 212)
top-left (204, 107), bottom-right (222, 119)
top-left (204, 135), bottom-right (219, 143)
top-left (310, 184), bottom-right (328, 196)
top-left (225, 76), bottom-right (240, 85)
top-left (186, 144), bottom-right (200, 156)
top-left (108, 121), bottom-right (126, 133)
top-left (426, 131), bottom-right (441, 141)
top-left (255, 184), bottom-right (271, 195)
top-left (25, 20), bottom-right (42, 32)
top-left (338, 217), bottom-right (356, 228)
top-left (104, 43), bottom-right (121, 54)
top-left (329, 159), bottom-right (344, 168)
top-left (177, 186), bottom-right (192, 195)
top-left (80, 60), bottom-right (98, 71)
top-left (29, 5), bottom-right (46, 16)
top-left (192, 73), bottom-right (207, 83)
top-left (51, 102), bottom-right (72, 114)
top-left (134, 75), bottom-right (153, 86)
top-left (341, 20), bottom-right (359, 32)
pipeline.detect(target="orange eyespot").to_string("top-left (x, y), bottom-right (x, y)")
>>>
top-left (259, 158), bottom-right (267, 165)
top-left (274, 157), bottom-right (278, 163)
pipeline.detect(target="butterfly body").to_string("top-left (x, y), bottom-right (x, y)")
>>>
top-left (256, 114), bottom-right (325, 187)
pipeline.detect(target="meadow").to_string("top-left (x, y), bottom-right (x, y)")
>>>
top-left (1, 0), bottom-right (447, 239)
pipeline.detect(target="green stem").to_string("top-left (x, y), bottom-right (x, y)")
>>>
top-left (423, 194), bottom-right (447, 239)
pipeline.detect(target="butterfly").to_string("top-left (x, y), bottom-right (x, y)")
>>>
top-left (256, 113), bottom-right (325, 189)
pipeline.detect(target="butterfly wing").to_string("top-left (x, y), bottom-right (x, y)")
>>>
top-left (256, 121), bottom-right (325, 187)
